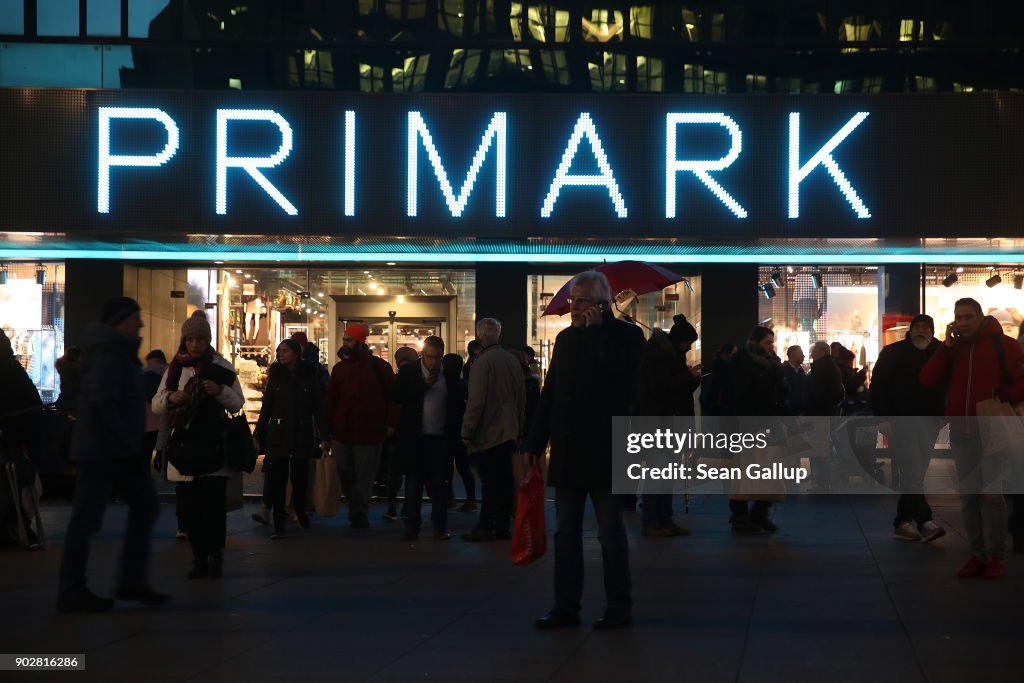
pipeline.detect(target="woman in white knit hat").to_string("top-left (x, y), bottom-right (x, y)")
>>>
top-left (153, 311), bottom-right (244, 579)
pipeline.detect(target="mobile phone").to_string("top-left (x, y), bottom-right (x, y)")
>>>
top-left (597, 301), bottom-right (608, 312)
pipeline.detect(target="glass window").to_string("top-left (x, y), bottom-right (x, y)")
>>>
top-left (1, 262), bottom-right (65, 404)
top-left (0, 44), bottom-right (103, 87)
top-left (0, 0), bottom-right (25, 34)
top-left (527, 271), bottom-right (701, 378)
top-left (87, 0), bottom-right (121, 37)
top-left (37, 0), bottom-right (78, 37)
top-left (757, 265), bottom-right (880, 372)
top-left (924, 266), bottom-right (1024, 342)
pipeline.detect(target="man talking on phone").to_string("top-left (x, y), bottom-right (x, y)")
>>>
top-left (524, 270), bottom-right (645, 630)
top-left (920, 297), bottom-right (1024, 580)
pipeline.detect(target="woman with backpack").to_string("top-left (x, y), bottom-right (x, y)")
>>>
top-left (153, 311), bottom-right (244, 579)
top-left (254, 339), bottom-right (329, 538)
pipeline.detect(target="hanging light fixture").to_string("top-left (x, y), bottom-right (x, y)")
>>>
top-left (942, 271), bottom-right (959, 287)
top-left (986, 270), bottom-right (1002, 288)
top-left (811, 270), bottom-right (823, 289)
top-left (35, 263), bottom-right (46, 286)
top-left (1014, 274), bottom-right (1024, 290)
top-left (0, 264), bottom-right (7, 286)
top-left (770, 268), bottom-right (785, 289)
top-left (761, 283), bottom-right (776, 300)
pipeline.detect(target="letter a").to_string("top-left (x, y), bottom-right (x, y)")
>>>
top-left (541, 113), bottom-right (627, 218)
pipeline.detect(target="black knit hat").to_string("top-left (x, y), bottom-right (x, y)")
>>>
top-left (100, 296), bottom-right (141, 326)
top-left (909, 314), bottom-right (935, 332)
top-left (668, 314), bottom-right (698, 344)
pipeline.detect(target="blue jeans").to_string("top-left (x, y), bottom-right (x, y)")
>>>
top-left (554, 486), bottom-right (631, 615)
top-left (404, 435), bottom-right (448, 533)
top-left (59, 456), bottom-right (159, 598)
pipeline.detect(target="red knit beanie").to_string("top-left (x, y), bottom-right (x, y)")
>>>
top-left (345, 324), bottom-right (369, 344)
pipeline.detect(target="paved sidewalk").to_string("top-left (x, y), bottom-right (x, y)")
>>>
top-left (1, 493), bottom-right (1020, 682)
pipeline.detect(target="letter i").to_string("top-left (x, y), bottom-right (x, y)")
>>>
top-left (344, 110), bottom-right (355, 216)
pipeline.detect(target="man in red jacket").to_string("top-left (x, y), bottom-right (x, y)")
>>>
top-left (325, 324), bottom-right (397, 528)
top-left (920, 298), bottom-right (1024, 580)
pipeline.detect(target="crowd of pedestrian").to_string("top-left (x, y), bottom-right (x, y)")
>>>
top-left (2, 274), bottom-right (1021, 627)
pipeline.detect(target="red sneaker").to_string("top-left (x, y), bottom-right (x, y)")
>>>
top-left (956, 556), bottom-right (985, 578)
top-left (983, 557), bottom-right (1006, 580)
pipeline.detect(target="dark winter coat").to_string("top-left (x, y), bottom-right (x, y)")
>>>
top-left (392, 360), bottom-right (467, 472)
top-left (634, 329), bottom-right (699, 417)
top-left (325, 347), bottom-right (398, 444)
top-left (781, 364), bottom-right (807, 416)
top-left (920, 316), bottom-right (1024, 426)
top-left (256, 360), bottom-right (327, 461)
top-left (0, 336), bottom-right (43, 452)
top-left (700, 357), bottom-right (736, 416)
top-left (804, 356), bottom-right (845, 416)
top-left (731, 343), bottom-right (788, 418)
top-left (69, 322), bottom-right (146, 463)
top-left (869, 337), bottom-right (945, 417)
top-left (523, 372), bottom-right (541, 439)
top-left (526, 311), bottom-right (645, 489)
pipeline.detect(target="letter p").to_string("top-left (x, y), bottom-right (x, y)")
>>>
top-left (98, 107), bottom-right (179, 213)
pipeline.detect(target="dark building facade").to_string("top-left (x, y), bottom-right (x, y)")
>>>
top-left (1, 1), bottom-right (1022, 406)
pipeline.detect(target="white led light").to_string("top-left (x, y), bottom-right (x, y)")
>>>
top-left (407, 111), bottom-right (507, 218)
top-left (541, 113), bottom-right (627, 218)
top-left (788, 112), bottom-right (871, 219)
top-left (344, 110), bottom-right (355, 217)
top-left (665, 113), bottom-right (747, 219)
top-left (98, 107), bottom-right (180, 214)
top-left (216, 109), bottom-right (297, 216)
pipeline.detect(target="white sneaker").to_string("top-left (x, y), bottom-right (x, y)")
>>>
top-left (920, 521), bottom-right (946, 543)
top-left (893, 522), bottom-right (921, 541)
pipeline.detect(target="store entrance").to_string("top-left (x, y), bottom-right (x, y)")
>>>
top-left (331, 295), bottom-right (455, 369)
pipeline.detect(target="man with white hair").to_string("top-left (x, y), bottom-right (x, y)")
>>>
top-left (524, 270), bottom-right (645, 630)
top-left (461, 318), bottom-right (525, 542)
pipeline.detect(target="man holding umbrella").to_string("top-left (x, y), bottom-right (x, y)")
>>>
top-left (525, 269), bottom-right (645, 630)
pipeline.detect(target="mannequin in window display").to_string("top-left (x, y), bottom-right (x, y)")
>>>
top-left (244, 296), bottom-right (265, 341)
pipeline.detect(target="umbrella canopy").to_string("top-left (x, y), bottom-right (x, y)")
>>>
top-left (542, 260), bottom-right (685, 316)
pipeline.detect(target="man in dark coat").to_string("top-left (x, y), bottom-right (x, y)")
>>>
top-left (525, 270), bottom-right (645, 631)
top-left (57, 297), bottom-right (166, 613)
top-left (392, 336), bottom-right (467, 541)
top-left (804, 341), bottom-right (844, 417)
top-left (870, 314), bottom-right (947, 543)
top-left (781, 345), bottom-right (807, 416)
top-left (633, 315), bottom-right (700, 537)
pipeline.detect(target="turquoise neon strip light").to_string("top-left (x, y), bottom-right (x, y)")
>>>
top-left (1, 247), bottom-right (1023, 264)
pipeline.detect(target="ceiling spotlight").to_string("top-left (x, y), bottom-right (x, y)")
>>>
top-left (1014, 274), bottom-right (1024, 290)
top-left (811, 271), bottom-right (823, 289)
top-left (761, 283), bottom-right (776, 300)
top-left (35, 263), bottom-right (46, 286)
top-left (942, 272), bottom-right (959, 288)
top-left (770, 269), bottom-right (785, 289)
top-left (986, 272), bottom-right (1002, 288)
top-left (0, 265), bottom-right (7, 286)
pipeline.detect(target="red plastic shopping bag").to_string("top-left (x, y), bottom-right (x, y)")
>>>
top-left (511, 466), bottom-right (547, 566)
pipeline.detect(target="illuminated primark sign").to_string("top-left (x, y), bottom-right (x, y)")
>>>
top-left (0, 89), bottom-right (1021, 239)
top-left (97, 106), bottom-right (870, 221)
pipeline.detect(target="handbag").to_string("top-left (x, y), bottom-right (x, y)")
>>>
top-left (166, 428), bottom-right (224, 477)
top-left (510, 466), bottom-right (547, 566)
top-left (224, 412), bottom-right (258, 473)
top-left (310, 454), bottom-right (341, 517)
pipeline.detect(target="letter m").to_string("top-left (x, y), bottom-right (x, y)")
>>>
top-left (407, 112), bottom-right (507, 218)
